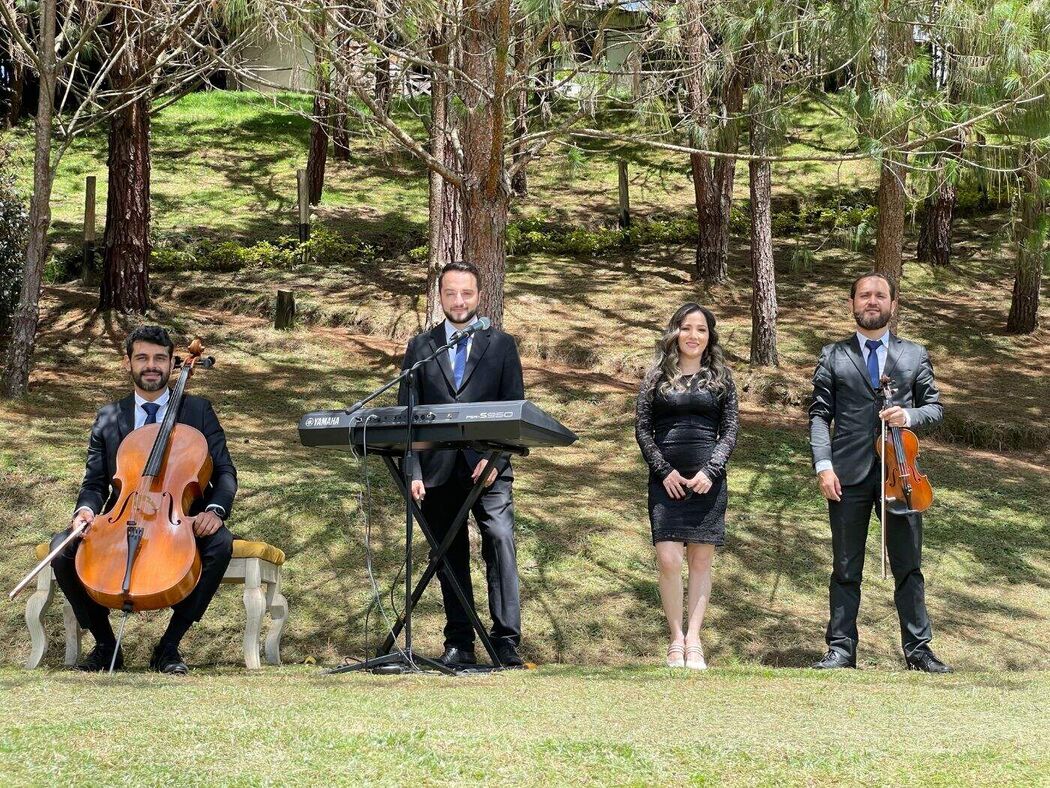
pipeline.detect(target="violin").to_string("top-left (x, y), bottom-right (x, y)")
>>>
top-left (74, 339), bottom-right (216, 612)
top-left (874, 374), bottom-right (933, 516)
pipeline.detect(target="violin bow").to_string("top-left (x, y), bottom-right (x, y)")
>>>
top-left (878, 375), bottom-right (893, 581)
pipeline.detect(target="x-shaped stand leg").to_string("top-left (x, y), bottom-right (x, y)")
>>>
top-left (379, 450), bottom-right (505, 667)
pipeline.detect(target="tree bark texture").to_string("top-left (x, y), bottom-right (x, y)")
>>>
top-left (100, 94), bottom-right (152, 313)
top-left (1, 0), bottom-right (56, 397)
top-left (748, 113), bottom-right (778, 367)
top-left (1006, 150), bottom-right (1045, 334)
top-left (374, 0), bottom-right (392, 112)
top-left (916, 179), bottom-right (955, 267)
top-left (682, 0), bottom-right (721, 282)
top-left (307, 87), bottom-right (329, 204)
top-left (426, 30), bottom-right (465, 326)
top-left (872, 13), bottom-right (912, 306)
top-left (509, 22), bottom-right (528, 198)
top-left (459, 0), bottom-right (511, 328)
top-left (873, 150), bottom-right (907, 287)
top-left (714, 72), bottom-right (743, 272)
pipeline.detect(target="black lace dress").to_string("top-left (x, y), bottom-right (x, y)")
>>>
top-left (635, 373), bottom-right (739, 545)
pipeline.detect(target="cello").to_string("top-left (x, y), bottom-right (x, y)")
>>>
top-left (874, 374), bottom-right (934, 578)
top-left (70, 339), bottom-right (215, 668)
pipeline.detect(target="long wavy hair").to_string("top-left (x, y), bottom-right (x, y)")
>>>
top-left (648, 302), bottom-right (732, 397)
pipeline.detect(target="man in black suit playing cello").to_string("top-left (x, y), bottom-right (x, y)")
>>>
top-left (50, 325), bottom-right (237, 674)
top-left (400, 261), bottom-right (526, 668)
top-left (809, 273), bottom-right (951, 672)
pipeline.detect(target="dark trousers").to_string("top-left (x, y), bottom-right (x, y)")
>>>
top-left (422, 456), bottom-right (521, 650)
top-left (826, 466), bottom-right (933, 659)
top-left (50, 525), bottom-right (234, 643)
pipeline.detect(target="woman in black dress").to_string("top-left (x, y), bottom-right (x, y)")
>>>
top-left (635, 303), bottom-right (739, 669)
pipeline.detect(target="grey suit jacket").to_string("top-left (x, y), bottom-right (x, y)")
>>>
top-left (809, 334), bottom-right (943, 487)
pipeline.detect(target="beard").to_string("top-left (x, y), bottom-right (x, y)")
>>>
top-left (854, 306), bottom-right (891, 331)
top-left (443, 307), bottom-right (477, 326)
top-left (133, 368), bottom-right (170, 392)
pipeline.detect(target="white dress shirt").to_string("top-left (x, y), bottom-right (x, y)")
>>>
top-left (134, 387), bottom-right (171, 429)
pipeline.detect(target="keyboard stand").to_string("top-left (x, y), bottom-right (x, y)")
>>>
top-left (330, 446), bottom-right (521, 673)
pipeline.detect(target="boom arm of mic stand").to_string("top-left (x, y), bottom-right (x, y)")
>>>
top-left (344, 336), bottom-right (471, 415)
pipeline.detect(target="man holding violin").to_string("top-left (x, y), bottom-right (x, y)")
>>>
top-left (49, 325), bottom-right (237, 674)
top-left (808, 273), bottom-right (951, 673)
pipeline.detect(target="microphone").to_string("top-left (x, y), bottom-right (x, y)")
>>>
top-left (450, 316), bottom-right (491, 342)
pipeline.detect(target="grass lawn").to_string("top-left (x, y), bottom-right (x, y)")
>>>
top-left (3, 91), bottom-right (876, 251)
top-left (2, 665), bottom-right (1047, 784)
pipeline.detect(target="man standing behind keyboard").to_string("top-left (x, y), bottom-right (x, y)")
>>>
top-left (399, 261), bottom-right (526, 668)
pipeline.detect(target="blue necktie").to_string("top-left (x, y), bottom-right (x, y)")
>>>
top-left (864, 339), bottom-right (882, 389)
top-left (142, 402), bottom-right (160, 425)
top-left (453, 338), bottom-right (468, 390)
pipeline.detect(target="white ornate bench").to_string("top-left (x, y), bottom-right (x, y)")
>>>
top-left (24, 539), bottom-right (288, 670)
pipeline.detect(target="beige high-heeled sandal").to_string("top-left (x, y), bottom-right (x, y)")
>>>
top-left (666, 642), bottom-right (686, 668)
top-left (685, 643), bottom-right (707, 670)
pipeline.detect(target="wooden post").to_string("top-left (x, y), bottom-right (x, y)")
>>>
top-left (82, 175), bottom-right (96, 283)
top-left (297, 168), bottom-right (310, 243)
top-left (275, 289), bottom-right (295, 330)
top-left (617, 160), bottom-right (630, 229)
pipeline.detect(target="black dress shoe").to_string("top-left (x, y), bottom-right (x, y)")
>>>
top-left (436, 646), bottom-right (476, 667)
top-left (493, 643), bottom-right (525, 668)
top-left (76, 642), bottom-right (123, 672)
top-left (906, 651), bottom-right (952, 673)
top-left (149, 643), bottom-right (189, 675)
top-left (811, 650), bottom-right (856, 669)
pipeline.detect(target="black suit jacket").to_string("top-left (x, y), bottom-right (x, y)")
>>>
top-left (809, 333), bottom-right (943, 487)
top-left (75, 393), bottom-right (238, 518)
top-left (398, 323), bottom-right (525, 487)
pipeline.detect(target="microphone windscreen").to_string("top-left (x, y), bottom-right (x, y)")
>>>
top-left (476, 317), bottom-right (492, 330)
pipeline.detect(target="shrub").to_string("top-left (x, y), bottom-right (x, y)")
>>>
top-left (149, 225), bottom-right (381, 273)
top-left (0, 163), bottom-right (29, 338)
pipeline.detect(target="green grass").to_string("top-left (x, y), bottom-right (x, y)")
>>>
top-left (3, 91), bottom-right (876, 252)
top-left (1, 665), bottom-right (1047, 784)
top-left (1, 235), bottom-right (1046, 673)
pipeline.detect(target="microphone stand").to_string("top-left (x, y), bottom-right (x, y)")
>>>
top-left (331, 324), bottom-right (484, 675)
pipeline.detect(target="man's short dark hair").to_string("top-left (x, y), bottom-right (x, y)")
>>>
top-left (125, 325), bottom-right (175, 358)
top-left (438, 260), bottom-right (482, 291)
top-left (850, 271), bottom-right (897, 301)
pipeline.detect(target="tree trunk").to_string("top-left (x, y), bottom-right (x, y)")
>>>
top-left (916, 178), bottom-right (955, 266)
top-left (374, 0), bottom-right (391, 112)
top-left (691, 153), bottom-right (721, 279)
top-left (714, 71), bottom-right (744, 272)
top-left (1006, 149), bottom-right (1045, 334)
top-left (683, 13), bottom-right (740, 285)
top-left (872, 13), bottom-right (912, 324)
top-left (535, 39), bottom-right (554, 127)
top-left (874, 150), bottom-right (907, 286)
top-left (917, 134), bottom-right (961, 266)
top-left (5, 59), bottom-right (24, 127)
top-left (100, 95), bottom-right (152, 313)
top-left (331, 67), bottom-right (351, 162)
top-left (1, 0), bottom-right (56, 397)
top-left (307, 62), bottom-right (330, 205)
top-left (682, 0), bottom-right (721, 283)
top-left (748, 114), bottom-right (778, 367)
top-left (459, 0), bottom-right (511, 328)
top-left (426, 29), bottom-right (464, 325)
top-left (509, 22), bottom-right (529, 198)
